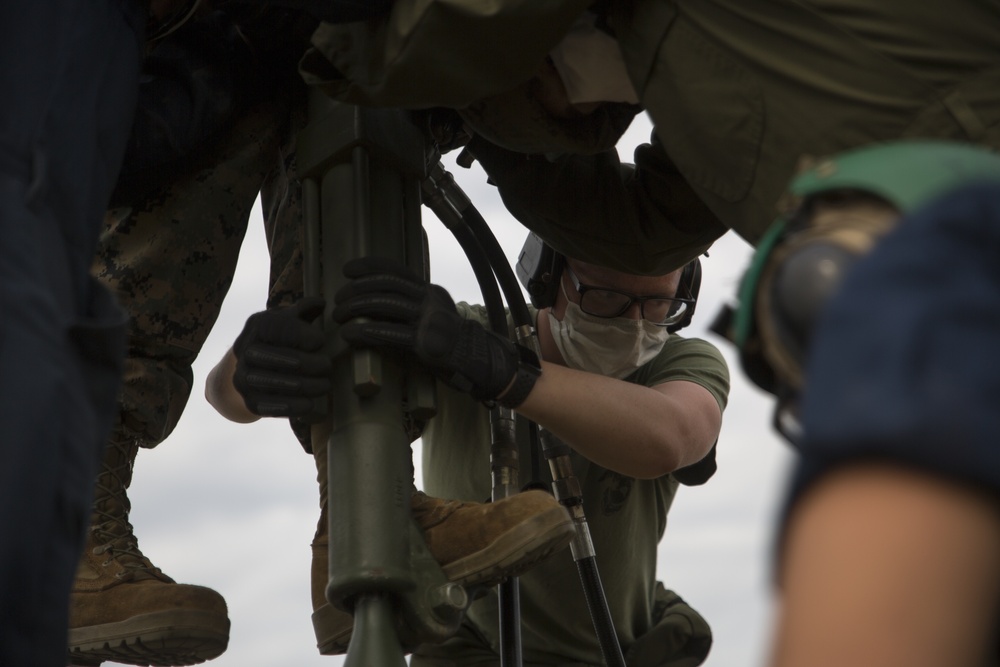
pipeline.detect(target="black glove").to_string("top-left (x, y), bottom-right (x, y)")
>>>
top-left (232, 297), bottom-right (331, 417)
top-left (625, 585), bottom-right (712, 667)
top-left (332, 257), bottom-right (521, 403)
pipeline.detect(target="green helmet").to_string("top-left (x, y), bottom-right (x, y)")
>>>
top-left (789, 139), bottom-right (1000, 214)
top-left (719, 140), bottom-right (1000, 435)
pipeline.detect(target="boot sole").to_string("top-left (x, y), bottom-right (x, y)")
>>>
top-left (442, 503), bottom-right (575, 589)
top-left (312, 504), bottom-right (575, 655)
top-left (68, 610), bottom-right (230, 666)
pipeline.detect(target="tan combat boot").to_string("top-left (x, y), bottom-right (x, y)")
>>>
top-left (309, 433), bottom-right (575, 654)
top-left (68, 425), bottom-right (230, 666)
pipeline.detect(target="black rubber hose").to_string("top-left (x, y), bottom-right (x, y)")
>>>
top-left (429, 165), bottom-right (533, 329)
top-left (578, 557), bottom-right (627, 667)
top-left (421, 182), bottom-right (507, 335)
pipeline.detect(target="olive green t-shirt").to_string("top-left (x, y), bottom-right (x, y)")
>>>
top-left (418, 304), bottom-right (729, 664)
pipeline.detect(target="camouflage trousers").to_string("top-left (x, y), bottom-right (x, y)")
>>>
top-left (94, 92), bottom-right (307, 446)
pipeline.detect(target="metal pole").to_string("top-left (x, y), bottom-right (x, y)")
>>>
top-left (297, 93), bottom-right (468, 665)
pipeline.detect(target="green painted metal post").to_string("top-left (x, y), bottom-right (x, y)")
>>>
top-left (296, 91), bottom-right (468, 665)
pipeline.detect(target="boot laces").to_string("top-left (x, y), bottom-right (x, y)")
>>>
top-left (91, 433), bottom-right (172, 583)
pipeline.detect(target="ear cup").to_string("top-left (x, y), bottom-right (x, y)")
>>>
top-left (537, 252), bottom-right (566, 309)
top-left (680, 258), bottom-right (702, 301)
top-left (668, 258), bottom-right (701, 333)
top-left (517, 233), bottom-right (565, 309)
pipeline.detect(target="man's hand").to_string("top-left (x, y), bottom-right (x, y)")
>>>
top-left (232, 298), bottom-right (331, 417)
top-left (332, 257), bottom-right (519, 402)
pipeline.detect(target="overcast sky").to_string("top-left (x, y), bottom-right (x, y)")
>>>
top-left (128, 115), bottom-right (795, 667)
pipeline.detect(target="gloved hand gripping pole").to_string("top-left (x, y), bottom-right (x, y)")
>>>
top-left (297, 92), bottom-right (469, 665)
top-left (425, 164), bottom-right (626, 667)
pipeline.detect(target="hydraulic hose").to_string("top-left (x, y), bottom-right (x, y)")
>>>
top-left (579, 558), bottom-right (624, 667)
top-left (419, 178), bottom-right (506, 334)
top-left (427, 164), bottom-right (532, 327)
top-left (540, 429), bottom-right (627, 667)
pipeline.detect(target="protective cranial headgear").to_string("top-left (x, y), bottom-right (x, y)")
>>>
top-left (715, 140), bottom-right (1000, 441)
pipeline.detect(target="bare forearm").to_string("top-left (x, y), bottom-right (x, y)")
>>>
top-left (512, 362), bottom-right (720, 479)
top-left (205, 349), bottom-right (259, 424)
top-left (770, 464), bottom-right (1000, 667)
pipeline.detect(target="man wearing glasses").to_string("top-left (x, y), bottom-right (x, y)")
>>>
top-left (206, 236), bottom-right (729, 664)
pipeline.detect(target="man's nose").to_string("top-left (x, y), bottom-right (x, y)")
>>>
top-left (624, 301), bottom-right (643, 320)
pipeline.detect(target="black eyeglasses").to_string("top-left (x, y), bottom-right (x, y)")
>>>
top-left (565, 265), bottom-right (694, 327)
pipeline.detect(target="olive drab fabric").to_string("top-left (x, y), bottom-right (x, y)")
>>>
top-left (299, 0), bottom-right (642, 155)
top-left (300, 0), bottom-right (593, 109)
top-left (611, 0), bottom-right (1000, 247)
top-left (301, 0), bottom-right (1000, 275)
top-left (456, 83), bottom-right (640, 156)
top-left (467, 135), bottom-right (730, 277)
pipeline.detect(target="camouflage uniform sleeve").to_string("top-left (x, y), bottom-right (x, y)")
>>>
top-left (468, 134), bottom-right (729, 275)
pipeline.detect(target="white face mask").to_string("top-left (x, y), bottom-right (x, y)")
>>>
top-left (546, 283), bottom-right (670, 379)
